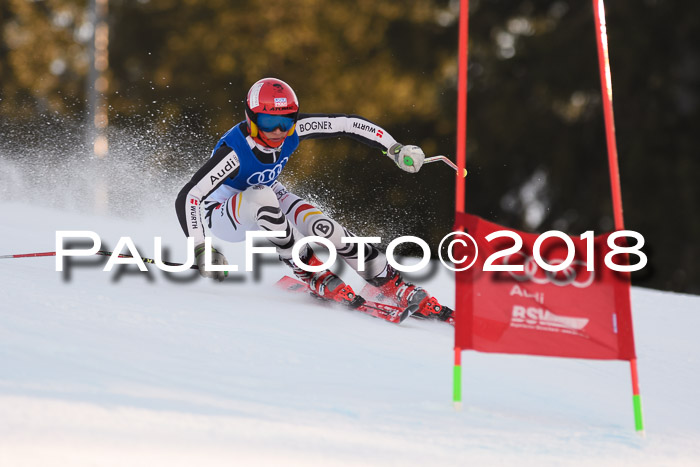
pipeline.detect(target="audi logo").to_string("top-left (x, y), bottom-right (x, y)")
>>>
top-left (246, 158), bottom-right (288, 185)
top-left (503, 252), bottom-right (595, 288)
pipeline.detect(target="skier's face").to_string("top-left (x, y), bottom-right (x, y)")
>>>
top-left (260, 128), bottom-right (287, 145)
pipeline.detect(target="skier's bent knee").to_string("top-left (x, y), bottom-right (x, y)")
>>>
top-left (245, 185), bottom-right (279, 209)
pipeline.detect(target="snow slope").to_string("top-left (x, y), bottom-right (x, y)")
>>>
top-left (1, 200), bottom-right (699, 467)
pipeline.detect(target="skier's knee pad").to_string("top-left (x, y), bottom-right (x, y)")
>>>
top-left (244, 185), bottom-right (280, 210)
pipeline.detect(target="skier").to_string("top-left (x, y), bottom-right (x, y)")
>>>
top-left (176, 77), bottom-right (451, 320)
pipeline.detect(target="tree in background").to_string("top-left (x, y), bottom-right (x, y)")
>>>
top-left (1, 0), bottom-right (89, 117)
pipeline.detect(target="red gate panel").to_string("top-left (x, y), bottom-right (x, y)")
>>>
top-left (454, 213), bottom-right (636, 361)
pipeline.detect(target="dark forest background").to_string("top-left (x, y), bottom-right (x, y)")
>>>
top-left (1, 0), bottom-right (698, 294)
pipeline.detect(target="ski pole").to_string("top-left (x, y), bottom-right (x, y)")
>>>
top-left (0, 250), bottom-right (197, 269)
top-left (0, 252), bottom-right (57, 259)
top-left (424, 155), bottom-right (468, 177)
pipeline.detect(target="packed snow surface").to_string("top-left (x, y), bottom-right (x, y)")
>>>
top-left (1, 201), bottom-right (699, 466)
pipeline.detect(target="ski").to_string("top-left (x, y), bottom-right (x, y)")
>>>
top-left (275, 276), bottom-right (415, 324)
top-left (359, 283), bottom-right (455, 326)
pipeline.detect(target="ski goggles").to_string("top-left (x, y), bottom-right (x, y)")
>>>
top-left (256, 113), bottom-right (296, 132)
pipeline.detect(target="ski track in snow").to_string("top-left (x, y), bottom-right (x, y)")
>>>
top-left (1, 201), bottom-right (699, 466)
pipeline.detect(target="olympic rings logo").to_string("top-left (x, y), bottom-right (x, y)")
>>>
top-left (246, 158), bottom-right (288, 185)
top-left (502, 252), bottom-right (595, 288)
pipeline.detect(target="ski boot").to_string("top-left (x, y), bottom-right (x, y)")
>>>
top-left (282, 247), bottom-right (360, 307)
top-left (368, 265), bottom-right (453, 321)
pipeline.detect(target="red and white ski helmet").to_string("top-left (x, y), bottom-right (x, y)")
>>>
top-left (245, 78), bottom-right (299, 148)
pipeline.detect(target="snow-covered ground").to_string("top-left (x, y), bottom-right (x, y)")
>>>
top-left (1, 197), bottom-right (699, 466)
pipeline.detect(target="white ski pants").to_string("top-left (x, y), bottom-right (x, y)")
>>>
top-left (205, 181), bottom-right (387, 280)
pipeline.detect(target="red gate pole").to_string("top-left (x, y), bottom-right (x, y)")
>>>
top-left (453, 0), bottom-right (470, 410)
top-left (592, 0), bottom-right (644, 435)
top-left (455, 0), bottom-right (469, 215)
